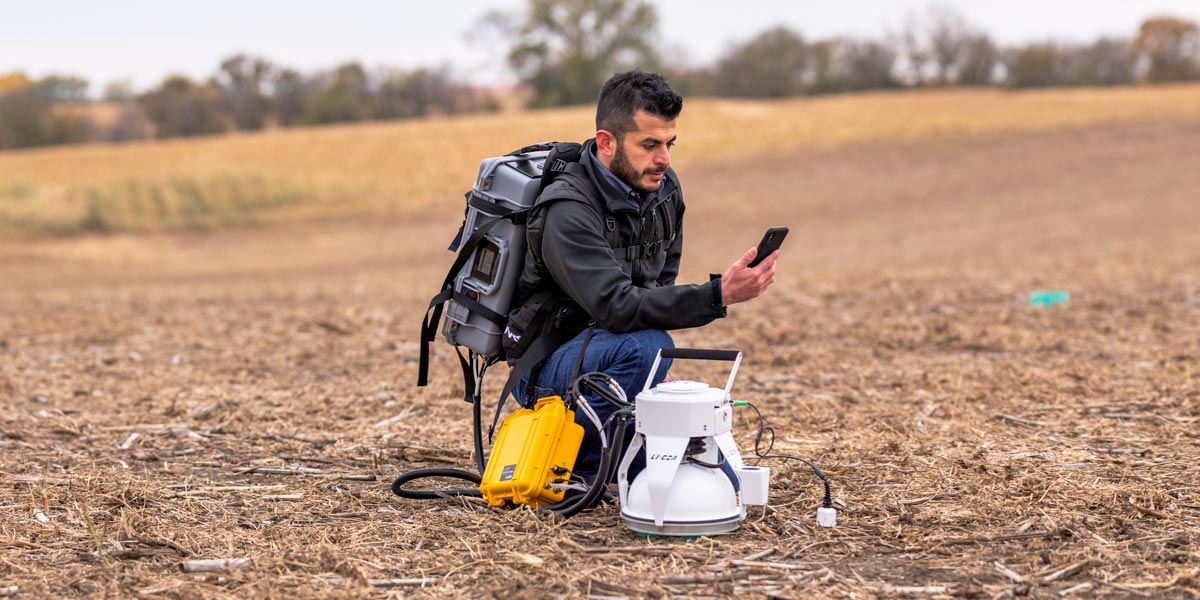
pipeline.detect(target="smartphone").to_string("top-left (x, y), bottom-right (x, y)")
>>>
top-left (748, 226), bottom-right (788, 268)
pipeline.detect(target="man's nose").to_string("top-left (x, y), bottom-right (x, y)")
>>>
top-left (654, 146), bottom-right (671, 167)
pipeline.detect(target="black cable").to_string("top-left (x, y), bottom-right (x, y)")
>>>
top-left (393, 354), bottom-right (489, 500)
top-left (391, 467), bottom-right (482, 499)
top-left (542, 408), bottom-right (632, 518)
top-left (685, 455), bottom-right (726, 469)
top-left (571, 371), bottom-right (629, 409)
top-left (681, 437), bottom-right (725, 469)
top-left (541, 402), bottom-right (632, 517)
top-left (743, 401), bottom-right (833, 509)
top-left (472, 391), bottom-right (485, 474)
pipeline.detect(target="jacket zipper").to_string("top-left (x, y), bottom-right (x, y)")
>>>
top-left (632, 213), bottom-right (644, 282)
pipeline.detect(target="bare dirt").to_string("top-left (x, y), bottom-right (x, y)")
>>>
top-left (2, 118), bottom-right (1199, 598)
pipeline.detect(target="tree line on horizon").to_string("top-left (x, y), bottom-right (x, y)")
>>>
top-left (0, 60), bottom-right (499, 150)
top-left (2, 0), bottom-right (1199, 151)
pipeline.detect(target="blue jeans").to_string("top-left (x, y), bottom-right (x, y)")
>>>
top-left (514, 328), bottom-right (674, 480)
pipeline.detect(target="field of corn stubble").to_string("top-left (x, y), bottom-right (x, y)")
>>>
top-left (1, 87), bottom-right (1199, 599)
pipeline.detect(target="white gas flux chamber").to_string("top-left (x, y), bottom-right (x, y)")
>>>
top-left (617, 349), bottom-right (770, 536)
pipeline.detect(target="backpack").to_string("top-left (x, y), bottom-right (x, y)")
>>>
top-left (417, 142), bottom-right (584, 401)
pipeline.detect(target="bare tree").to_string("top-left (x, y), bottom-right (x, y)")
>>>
top-left (897, 4), bottom-right (991, 86)
top-left (897, 13), bottom-right (931, 86)
top-left (1005, 43), bottom-right (1065, 88)
top-left (926, 4), bottom-right (970, 84)
top-left (804, 40), bottom-right (838, 93)
top-left (300, 63), bottom-right (371, 124)
top-left (1132, 16), bottom-right (1200, 82)
top-left (138, 75), bottom-right (227, 138)
top-left (957, 34), bottom-right (998, 85)
top-left (1062, 38), bottom-right (1135, 86)
top-left (497, 0), bottom-right (661, 107)
top-left (712, 26), bottom-right (808, 97)
top-left (36, 75), bottom-right (90, 103)
top-left (216, 54), bottom-right (276, 130)
top-left (374, 67), bottom-right (462, 118)
top-left (271, 69), bottom-right (310, 127)
top-left (0, 83), bottom-right (93, 149)
top-left (840, 39), bottom-right (899, 91)
top-left (661, 66), bottom-right (714, 97)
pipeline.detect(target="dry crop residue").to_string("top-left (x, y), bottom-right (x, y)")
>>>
top-left (2, 118), bottom-right (1199, 598)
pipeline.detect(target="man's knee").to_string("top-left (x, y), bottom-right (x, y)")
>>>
top-left (612, 329), bottom-right (673, 362)
top-left (607, 329), bottom-right (673, 385)
top-left (640, 329), bottom-right (675, 353)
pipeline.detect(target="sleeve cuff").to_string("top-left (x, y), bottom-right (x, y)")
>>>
top-left (709, 274), bottom-right (728, 318)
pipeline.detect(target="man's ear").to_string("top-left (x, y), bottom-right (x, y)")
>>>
top-left (595, 129), bottom-right (617, 159)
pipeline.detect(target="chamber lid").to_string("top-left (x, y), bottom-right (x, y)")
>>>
top-left (654, 380), bottom-right (710, 394)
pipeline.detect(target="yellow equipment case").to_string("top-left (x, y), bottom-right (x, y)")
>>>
top-left (480, 396), bottom-right (584, 508)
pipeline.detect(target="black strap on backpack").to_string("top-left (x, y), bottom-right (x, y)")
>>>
top-left (534, 142), bottom-right (583, 184)
top-left (486, 289), bottom-right (573, 441)
top-left (491, 326), bottom-right (569, 441)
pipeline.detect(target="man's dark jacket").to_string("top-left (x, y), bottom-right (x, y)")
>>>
top-left (512, 138), bottom-right (726, 348)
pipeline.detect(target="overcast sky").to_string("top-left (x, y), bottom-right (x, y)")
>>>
top-left (4, 0), bottom-right (1199, 95)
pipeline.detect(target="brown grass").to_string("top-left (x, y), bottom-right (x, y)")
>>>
top-left (3, 85), bottom-right (1200, 236)
top-left (1, 95), bottom-right (1199, 598)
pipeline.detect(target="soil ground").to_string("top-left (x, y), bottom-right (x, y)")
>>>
top-left (2, 118), bottom-right (1199, 599)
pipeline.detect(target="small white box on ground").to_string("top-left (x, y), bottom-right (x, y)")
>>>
top-left (737, 466), bottom-right (770, 505)
top-left (817, 506), bottom-right (837, 528)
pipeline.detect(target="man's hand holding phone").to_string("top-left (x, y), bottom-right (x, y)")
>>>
top-left (720, 227), bottom-right (787, 306)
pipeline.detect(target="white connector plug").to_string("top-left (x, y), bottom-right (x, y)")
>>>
top-left (816, 507), bottom-right (837, 528)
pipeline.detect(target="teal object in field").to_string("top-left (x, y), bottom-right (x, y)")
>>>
top-left (1030, 291), bottom-right (1070, 306)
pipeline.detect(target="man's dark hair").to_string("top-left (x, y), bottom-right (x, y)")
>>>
top-left (595, 70), bottom-right (683, 139)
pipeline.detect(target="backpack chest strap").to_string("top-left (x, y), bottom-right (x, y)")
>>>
top-left (618, 238), bottom-right (672, 261)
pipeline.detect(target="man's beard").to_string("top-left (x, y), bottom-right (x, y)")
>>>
top-left (611, 143), bottom-right (665, 194)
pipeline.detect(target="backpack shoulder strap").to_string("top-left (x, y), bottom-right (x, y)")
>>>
top-left (539, 142), bottom-right (584, 194)
top-left (489, 289), bottom-right (567, 440)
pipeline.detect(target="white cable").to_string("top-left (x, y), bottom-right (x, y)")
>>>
top-left (555, 483), bottom-right (590, 493)
top-left (574, 394), bottom-right (607, 447)
top-left (603, 377), bottom-right (628, 405)
top-left (571, 372), bottom-right (631, 449)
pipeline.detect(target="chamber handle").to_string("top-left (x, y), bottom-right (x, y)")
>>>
top-left (641, 348), bottom-right (743, 397)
